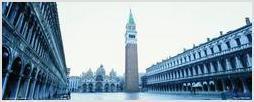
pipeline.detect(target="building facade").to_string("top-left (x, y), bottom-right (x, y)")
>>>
top-left (2, 2), bottom-right (69, 100)
top-left (68, 76), bottom-right (80, 92)
top-left (125, 9), bottom-right (139, 92)
top-left (68, 65), bottom-right (124, 93)
top-left (144, 18), bottom-right (252, 98)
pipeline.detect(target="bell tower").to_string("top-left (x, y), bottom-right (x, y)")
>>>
top-left (124, 9), bottom-right (139, 92)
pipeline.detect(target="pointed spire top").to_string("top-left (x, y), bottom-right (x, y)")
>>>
top-left (128, 9), bottom-right (135, 24)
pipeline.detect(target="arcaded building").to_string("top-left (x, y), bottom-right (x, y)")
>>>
top-left (145, 18), bottom-right (252, 98)
top-left (2, 2), bottom-right (68, 99)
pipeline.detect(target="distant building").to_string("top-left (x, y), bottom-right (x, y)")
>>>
top-left (145, 18), bottom-right (252, 98)
top-left (2, 2), bottom-right (68, 100)
top-left (141, 75), bottom-right (148, 92)
top-left (68, 65), bottom-right (124, 93)
top-left (68, 76), bottom-right (80, 92)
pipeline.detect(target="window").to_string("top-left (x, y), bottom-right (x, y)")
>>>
top-left (246, 34), bottom-right (252, 43)
top-left (132, 26), bottom-right (136, 30)
top-left (193, 53), bottom-right (196, 59)
top-left (198, 51), bottom-right (201, 58)
top-left (217, 44), bottom-right (222, 52)
top-left (129, 35), bottom-right (135, 38)
top-left (235, 38), bottom-right (241, 46)
top-left (204, 49), bottom-right (207, 56)
top-left (210, 47), bottom-right (214, 54)
top-left (226, 41), bottom-right (231, 49)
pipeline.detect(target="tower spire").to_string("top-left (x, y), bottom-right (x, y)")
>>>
top-left (128, 9), bottom-right (135, 24)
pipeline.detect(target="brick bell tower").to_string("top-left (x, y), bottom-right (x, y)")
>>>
top-left (124, 9), bottom-right (139, 92)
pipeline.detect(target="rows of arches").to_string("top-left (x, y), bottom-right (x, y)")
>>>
top-left (148, 50), bottom-right (252, 83)
top-left (147, 25), bottom-right (251, 73)
top-left (2, 46), bottom-right (67, 100)
top-left (147, 75), bottom-right (252, 97)
top-left (80, 82), bottom-right (121, 93)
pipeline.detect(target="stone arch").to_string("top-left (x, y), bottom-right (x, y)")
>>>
top-left (209, 81), bottom-right (215, 91)
top-left (246, 76), bottom-right (252, 94)
top-left (116, 84), bottom-right (120, 91)
top-left (3, 56), bottom-right (23, 99)
top-left (224, 78), bottom-right (233, 91)
top-left (82, 83), bottom-right (87, 92)
top-left (17, 63), bottom-right (32, 99)
top-left (88, 83), bottom-right (93, 92)
top-left (2, 46), bottom-right (10, 71)
top-left (202, 82), bottom-right (208, 91)
top-left (95, 82), bottom-right (103, 92)
top-left (33, 70), bottom-right (43, 99)
top-left (27, 67), bottom-right (37, 99)
top-left (216, 79), bottom-right (224, 92)
top-left (104, 83), bottom-right (109, 92)
top-left (235, 78), bottom-right (244, 96)
top-left (110, 83), bottom-right (115, 92)
top-left (11, 57), bottom-right (23, 75)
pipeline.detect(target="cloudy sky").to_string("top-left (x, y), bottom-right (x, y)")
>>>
top-left (57, 2), bottom-right (251, 76)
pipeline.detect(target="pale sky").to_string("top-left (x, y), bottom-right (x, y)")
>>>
top-left (57, 2), bottom-right (251, 76)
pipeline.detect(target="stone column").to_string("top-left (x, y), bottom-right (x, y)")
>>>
top-left (10, 7), bottom-right (18, 24)
top-left (221, 79), bottom-right (227, 92)
top-left (217, 60), bottom-right (223, 72)
top-left (171, 73), bottom-right (173, 79)
top-left (183, 69), bottom-right (186, 78)
top-left (181, 84), bottom-right (184, 92)
top-left (230, 78), bottom-right (238, 97)
top-left (188, 68), bottom-right (192, 77)
top-left (14, 76), bottom-right (22, 99)
top-left (203, 64), bottom-right (208, 74)
top-left (26, 23), bottom-right (34, 42)
top-left (33, 36), bottom-right (38, 49)
top-left (93, 83), bottom-right (95, 92)
top-left (192, 67), bottom-right (196, 76)
top-left (34, 80), bottom-right (41, 99)
top-left (22, 76), bottom-right (31, 99)
top-left (30, 27), bottom-right (38, 46)
top-left (210, 62), bottom-right (215, 73)
top-left (235, 56), bottom-right (243, 69)
top-left (15, 12), bottom-right (23, 27)
top-left (5, 3), bottom-right (13, 17)
top-left (226, 58), bottom-right (232, 71)
top-left (197, 65), bottom-right (202, 75)
top-left (246, 53), bottom-right (252, 68)
top-left (207, 83), bottom-right (211, 92)
top-left (21, 22), bottom-right (28, 36)
top-left (27, 77), bottom-right (37, 99)
top-left (241, 78), bottom-right (251, 97)
top-left (40, 76), bottom-right (48, 99)
top-left (214, 80), bottom-right (218, 92)
top-left (178, 71), bottom-right (181, 78)
top-left (2, 68), bottom-right (11, 97)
